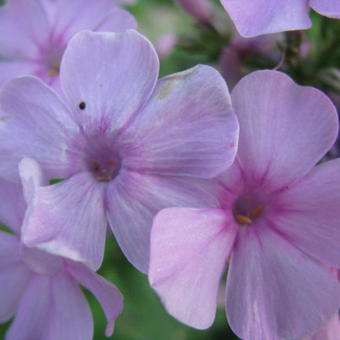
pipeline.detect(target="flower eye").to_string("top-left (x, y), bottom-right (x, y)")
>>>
top-left (79, 102), bottom-right (86, 110)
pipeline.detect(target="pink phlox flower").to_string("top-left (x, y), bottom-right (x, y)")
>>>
top-left (149, 70), bottom-right (340, 340)
top-left (0, 158), bottom-right (123, 340)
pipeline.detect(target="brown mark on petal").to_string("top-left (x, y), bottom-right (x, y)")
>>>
top-left (0, 116), bottom-right (9, 122)
top-left (157, 79), bottom-right (176, 100)
top-left (157, 70), bottom-right (190, 100)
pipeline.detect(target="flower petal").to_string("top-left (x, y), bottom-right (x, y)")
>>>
top-left (60, 30), bottom-right (159, 132)
top-left (106, 169), bottom-right (223, 273)
top-left (67, 262), bottom-right (123, 337)
top-left (0, 60), bottom-right (36, 86)
top-left (226, 226), bottom-right (340, 340)
top-left (41, 0), bottom-right (133, 41)
top-left (121, 65), bottom-right (239, 178)
top-left (19, 158), bottom-right (46, 205)
top-left (0, 263), bottom-right (31, 323)
top-left (0, 232), bottom-right (21, 265)
top-left (303, 313), bottom-right (340, 340)
top-left (231, 70), bottom-right (338, 191)
top-left (43, 273), bottom-right (93, 340)
top-left (93, 8), bottom-right (137, 32)
top-left (22, 173), bottom-right (107, 270)
top-left (0, 179), bottom-right (25, 234)
top-left (0, 0), bottom-right (49, 59)
top-left (0, 76), bottom-right (78, 181)
top-left (149, 208), bottom-right (236, 329)
top-left (220, 0), bottom-right (311, 37)
top-left (274, 158), bottom-right (340, 268)
top-left (310, 0), bottom-right (340, 19)
top-left (6, 275), bottom-right (51, 340)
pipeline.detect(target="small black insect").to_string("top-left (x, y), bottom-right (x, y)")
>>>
top-left (79, 102), bottom-right (86, 110)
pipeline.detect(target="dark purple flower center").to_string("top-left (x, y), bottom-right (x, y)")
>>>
top-left (87, 158), bottom-right (121, 182)
top-left (82, 135), bottom-right (122, 182)
top-left (232, 194), bottom-right (265, 226)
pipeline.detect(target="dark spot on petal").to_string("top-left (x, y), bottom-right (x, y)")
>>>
top-left (79, 102), bottom-right (86, 110)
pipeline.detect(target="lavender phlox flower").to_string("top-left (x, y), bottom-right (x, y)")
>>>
top-left (0, 30), bottom-right (239, 273)
top-left (0, 0), bottom-right (136, 89)
top-left (0, 158), bottom-right (123, 340)
top-left (149, 70), bottom-right (340, 340)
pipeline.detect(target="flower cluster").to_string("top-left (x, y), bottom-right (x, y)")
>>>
top-left (0, 1), bottom-right (339, 340)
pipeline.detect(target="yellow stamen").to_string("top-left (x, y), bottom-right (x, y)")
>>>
top-left (48, 60), bottom-right (60, 77)
top-left (235, 215), bottom-right (252, 225)
top-left (48, 68), bottom-right (59, 76)
top-left (250, 205), bottom-right (264, 219)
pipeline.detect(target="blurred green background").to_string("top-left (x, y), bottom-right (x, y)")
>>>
top-left (1, 0), bottom-right (340, 339)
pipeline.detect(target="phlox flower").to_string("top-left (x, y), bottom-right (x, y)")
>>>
top-left (0, 158), bottom-right (123, 340)
top-left (0, 0), bottom-right (136, 89)
top-left (220, 0), bottom-right (340, 37)
top-left (0, 30), bottom-right (239, 273)
top-left (149, 70), bottom-right (340, 340)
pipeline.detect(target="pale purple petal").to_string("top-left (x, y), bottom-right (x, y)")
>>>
top-left (0, 232), bottom-right (21, 265)
top-left (0, 61), bottom-right (36, 86)
top-left (19, 158), bottom-right (46, 204)
top-left (220, 0), bottom-right (311, 37)
top-left (231, 70), bottom-right (338, 191)
top-left (60, 30), bottom-right (159, 132)
top-left (273, 158), bottom-right (340, 268)
top-left (0, 179), bottom-right (25, 234)
top-left (122, 65), bottom-right (239, 178)
top-left (67, 262), bottom-right (123, 337)
top-left (41, 0), bottom-right (125, 41)
top-left (149, 208), bottom-right (236, 329)
top-left (6, 275), bottom-right (51, 340)
top-left (226, 227), bottom-right (340, 340)
top-left (310, 0), bottom-right (340, 19)
top-left (0, 263), bottom-right (31, 323)
top-left (106, 169), bottom-right (223, 272)
top-left (43, 273), bottom-right (93, 340)
top-left (303, 313), bottom-right (340, 340)
top-left (0, 76), bottom-right (78, 181)
top-left (0, 0), bottom-right (49, 59)
top-left (94, 8), bottom-right (137, 32)
top-left (22, 173), bottom-right (107, 270)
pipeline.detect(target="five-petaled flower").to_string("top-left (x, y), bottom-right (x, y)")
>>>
top-left (0, 0), bottom-right (136, 89)
top-left (0, 30), bottom-right (239, 273)
top-left (149, 70), bottom-right (340, 340)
